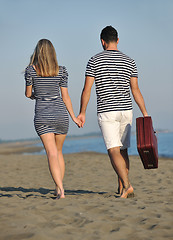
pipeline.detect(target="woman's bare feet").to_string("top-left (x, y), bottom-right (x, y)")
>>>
top-left (59, 189), bottom-right (65, 199)
top-left (54, 187), bottom-right (59, 196)
top-left (54, 187), bottom-right (65, 199)
top-left (120, 185), bottom-right (134, 198)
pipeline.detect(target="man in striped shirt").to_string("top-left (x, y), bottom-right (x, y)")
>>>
top-left (78, 26), bottom-right (148, 198)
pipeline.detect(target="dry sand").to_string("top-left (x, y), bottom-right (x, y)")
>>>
top-left (0, 141), bottom-right (173, 240)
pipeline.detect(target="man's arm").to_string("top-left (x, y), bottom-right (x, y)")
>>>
top-left (130, 77), bottom-right (148, 117)
top-left (78, 76), bottom-right (95, 127)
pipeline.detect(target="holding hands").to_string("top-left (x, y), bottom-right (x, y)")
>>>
top-left (72, 116), bottom-right (83, 128)
top-left (77, 113), bottom-right (85, 128)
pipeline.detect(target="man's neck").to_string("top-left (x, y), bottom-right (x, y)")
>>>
top-left (106, 43), bottom-right (118, 51)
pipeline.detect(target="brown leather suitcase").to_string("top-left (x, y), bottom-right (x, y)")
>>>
top-left (136, 116), bottom-right (158, 169)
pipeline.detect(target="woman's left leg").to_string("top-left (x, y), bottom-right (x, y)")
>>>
top-left (40, 133), bottom-right (65, 198)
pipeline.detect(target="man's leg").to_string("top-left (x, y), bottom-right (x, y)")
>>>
top-left (98, 111), bottom-right (133, 198)
top-left (117, 110), bottom-right (133, 197)
top-left (118, 148), bottom-right (129, 194)
top-left (108, 146), bottom-right (130, 190)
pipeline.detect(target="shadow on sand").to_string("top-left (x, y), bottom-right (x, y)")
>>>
top-left (0, 187), bottom-right (121, 199)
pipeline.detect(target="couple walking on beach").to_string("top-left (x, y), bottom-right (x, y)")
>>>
top-left (25, 26), bottom-right (148, 199)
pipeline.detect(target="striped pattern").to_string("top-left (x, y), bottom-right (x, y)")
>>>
top-left (25, 65), bottom-right (69, 136)
top-left (85, 50), bottom-right (138, 114)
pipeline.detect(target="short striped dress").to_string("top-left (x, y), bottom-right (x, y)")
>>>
top-left (25, 65), bottom-right (69, 136)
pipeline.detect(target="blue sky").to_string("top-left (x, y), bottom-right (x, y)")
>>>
top-left (0, 0), bottom-right (173, 140)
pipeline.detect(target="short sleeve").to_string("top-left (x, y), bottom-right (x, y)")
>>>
top-left (60, 66), bottom-right (68, 88)
top-left (25, 66), bottom-right (33, 86)
top-left (85, 57), bottom-right (95, 77)
top-left (131, 60), bottom-right (138, 78)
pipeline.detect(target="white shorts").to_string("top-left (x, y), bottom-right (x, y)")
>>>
top-left (97, 110), bottom-right (133, 150)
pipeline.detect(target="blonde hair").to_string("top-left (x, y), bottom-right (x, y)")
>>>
top-left (30, 39), bottom-right (59, 77)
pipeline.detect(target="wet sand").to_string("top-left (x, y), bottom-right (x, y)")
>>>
top-left (0, 141), bottom-right (173, 240)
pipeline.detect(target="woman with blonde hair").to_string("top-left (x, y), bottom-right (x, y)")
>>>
top-left (25, 39), bottom-right (81, 199)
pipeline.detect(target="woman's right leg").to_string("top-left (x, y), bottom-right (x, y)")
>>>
top-left (54, 134), bottom-right (66, 195)
top-left (40, 133), bottom-right (65, 198)
top-left (55, 134), bottom-right (67, 180)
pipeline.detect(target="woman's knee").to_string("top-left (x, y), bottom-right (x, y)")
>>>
top-left (56, 145), bottom-right (63, 152)
top-left (47, 149), bottom-right (58, 160)
top-left (55, 135), bottom-right (66, 150)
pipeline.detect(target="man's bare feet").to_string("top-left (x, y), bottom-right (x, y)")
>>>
top-left (120, 185), bottom-right (134, 198)
top-left (117, 186), bottom-right (123, 195)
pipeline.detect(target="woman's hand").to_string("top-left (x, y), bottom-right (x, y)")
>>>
top-left (72, 117), bottom-right (83, 128)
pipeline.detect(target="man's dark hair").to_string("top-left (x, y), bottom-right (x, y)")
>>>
top-left (100, 26), bottom-right (118, 43)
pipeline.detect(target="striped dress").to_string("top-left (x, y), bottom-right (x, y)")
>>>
top-left (25, 65), bottom-right (69, 136)
top-left (85, 50), bottom-right (138, 114)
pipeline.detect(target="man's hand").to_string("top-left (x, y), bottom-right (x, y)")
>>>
top-left (78, 76), bottom-right (94, 128)
top-left (77, 113), bottom-right (86, 128)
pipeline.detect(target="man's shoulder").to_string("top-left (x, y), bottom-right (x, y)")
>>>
top-left (94, 50), bottom-right (107, 56)
top-left (89, 51), bottom-right (105, 60)
top-left (120, 51), bottom-right (135, 62)
top-left (90, 50), bottom-right (135, 61)
top-left (87, 51), bottom-right (136, 68)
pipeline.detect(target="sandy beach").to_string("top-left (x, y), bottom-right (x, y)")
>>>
top-left (0, 141), bottom-right (173, 240)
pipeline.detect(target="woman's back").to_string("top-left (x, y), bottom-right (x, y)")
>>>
top-left (25, 65), bottom-right (68, 99)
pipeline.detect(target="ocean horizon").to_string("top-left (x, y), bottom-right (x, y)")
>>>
top-left (8, 131), bottom-right (171, 159)
top-left (64, 131), bottom-right (173, 158)
top-left (0, 131), bottom-right (173, 158)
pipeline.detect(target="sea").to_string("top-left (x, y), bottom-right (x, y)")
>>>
top-left (35, 132), bottom-right (173, 158)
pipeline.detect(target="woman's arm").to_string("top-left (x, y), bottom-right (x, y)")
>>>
top-left (60, 87), bottom-right (82, 127)
top-left (25, 85), bottom-right (32, 98)
top-left (25, 85), bottom-right (35, 99)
